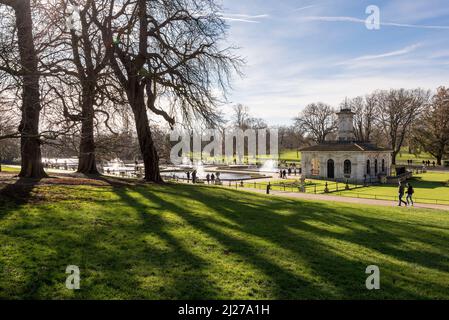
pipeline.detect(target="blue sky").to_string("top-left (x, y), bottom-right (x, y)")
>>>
top-left (220, 0), bottom-right (449, 125)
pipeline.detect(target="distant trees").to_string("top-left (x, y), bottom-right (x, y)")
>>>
top-left (231, 104), bottom-right (267, 130)
top-left (294, 103), bottom-right (337, 143)
top-left (293, 89), bottom-right (433, 166)
top-left (413, 87), bottom-right (449, 165)
top-left (347, 94), bottom-right (376, 142)
top-left (375, 89), bottom-right (430, 165)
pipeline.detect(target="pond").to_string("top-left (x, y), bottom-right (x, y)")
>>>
top-left (161, 171), bottom-right (255, 181)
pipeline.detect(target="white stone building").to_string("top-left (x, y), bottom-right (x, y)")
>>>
top-left (300, 108), bottom-right (392, 183)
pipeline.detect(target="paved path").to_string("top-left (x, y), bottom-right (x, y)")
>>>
top-left (225, 186), bottom-right (449, 212)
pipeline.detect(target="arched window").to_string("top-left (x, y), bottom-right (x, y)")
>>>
top-left (344, 160), bottom-right (352, 175)
top-left (366, 160), bottom-right (371, 175)
top-left (382, 159), bottom-right (385, 172)
top-left (374, 159), bottom-right (378, 175)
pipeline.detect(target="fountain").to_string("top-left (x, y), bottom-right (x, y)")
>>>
top-left (194, 160), bottom-right (206, 177)
top-left (259, 159), bottom-right (278, 173)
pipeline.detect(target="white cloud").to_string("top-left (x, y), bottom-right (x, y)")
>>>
top-left (351, 44), bottom-right (421, 62)
top-left (300, 16), bottom-right (449, 30)
top-left (294, 5), bottom-right (319, 12)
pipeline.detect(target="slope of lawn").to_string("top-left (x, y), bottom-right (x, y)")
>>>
top-left (0, 179), bottom-right (448, 299)
top-left (337, 172), bottom-right (449, 205)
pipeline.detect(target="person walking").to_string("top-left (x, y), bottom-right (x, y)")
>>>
top-left (211, 173), bottom-right (215, 184)
top-left (406, 183), bottom-right (414, 207)
top-left (206, 174), bottom-right (211, 184)
top-left (192, 170), bottom-right (197, 184)
top-left (398, 182), bottom-right (407, 206)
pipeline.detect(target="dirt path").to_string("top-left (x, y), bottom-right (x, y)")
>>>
top-left (234, 186), bottom-right (449, 211)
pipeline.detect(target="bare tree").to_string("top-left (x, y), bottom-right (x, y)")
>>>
top-left (375, 89), bottom-right (430, 165)
top-left (231, 104), bottom-right (266, 129)
top-left (348, 95), bottom-right (376, 142)
top-left (0, 0), bottom-right (47, 178)
top-left (39, 0), bottom-right (122, 175)
top-left (294, 103), bottom-right (337, 144)
top-left (413, 87), bottom-right (449, 165)
top-left (231, 104), bottom-right (251, 129)
top-left (93, 0), bottom-right (241, 182)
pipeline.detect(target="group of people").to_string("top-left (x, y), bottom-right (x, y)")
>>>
top-left (205, 173), bottom-right (217, 184)
top-left (407, 159), bottom-right (437, 167)
top-left (185, 170), bottom-right (220, 184)
top-left (279, 165), bottom-right (301, 179)
top-left (398, 182), bottom-right (414, 207)
top-left (185, 170), bottom-right (197, 183)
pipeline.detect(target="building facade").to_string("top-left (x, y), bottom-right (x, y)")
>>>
top-left (300, 108), bottom-right (392, 183)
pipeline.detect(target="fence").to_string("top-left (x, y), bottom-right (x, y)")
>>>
top-left (215, 180), bottom-right (449, 206)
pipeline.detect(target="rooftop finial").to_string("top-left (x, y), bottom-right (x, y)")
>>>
top-left (340, 97), bottom-right (351, 112)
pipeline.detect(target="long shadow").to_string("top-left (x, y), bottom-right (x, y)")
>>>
top-left (0, 177), bottom-right (42, 206)
top-left (2, 180), bottom-right (448, 299)
top-left (134, 184), bottom-right (449, 299)
top-left (109, 185), bottom-right (223, 299)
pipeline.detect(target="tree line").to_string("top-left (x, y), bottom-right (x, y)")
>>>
top-left (294, 88), bottom-right (449, 165)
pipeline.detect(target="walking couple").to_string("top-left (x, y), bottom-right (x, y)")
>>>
top-left (398, 182), bottom-right (414, 207)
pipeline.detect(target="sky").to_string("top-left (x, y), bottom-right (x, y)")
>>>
top-left (220, 0), bottom-right (449, 125)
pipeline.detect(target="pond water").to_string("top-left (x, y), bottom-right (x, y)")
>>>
top-left (161, 171), bottom-right (255, 181)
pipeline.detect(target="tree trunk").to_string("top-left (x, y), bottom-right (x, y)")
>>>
top-left (436, 155), bottom-right (442, 166)
top-left (77, 93), bottom-right (99, 175)
top-left (77, 116), bottom-right (98, 174)
top-left (128, 88), bottom-right (163, 183)
top-left (391, 151), bottom-right (397, 165)
top-left (14, 0), bottom-right (46, 179)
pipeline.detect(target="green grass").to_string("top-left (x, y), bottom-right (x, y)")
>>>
top-left (337, 172), bottom-right (449, 204)
top-left (279, 149), bottom-right (301, 162)
top-left (1, 181), bottom-right (449, 299)
top-left (0, 165), bottom-right (20, 173)
top-left (396, 147), bottom-right (447, 164)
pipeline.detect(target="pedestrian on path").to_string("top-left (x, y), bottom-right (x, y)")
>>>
top-left (398, 182), bottom-right (407, 207)
top-left (406, 183), bottom-right (414, 206)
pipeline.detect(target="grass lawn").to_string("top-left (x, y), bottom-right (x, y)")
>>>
top-left (0, 165), bottom-right (20, 173)
top-left (337, 172), bottom-right (449, 205)
top-left (1, 179), bottom-right (448, 299)
top-left (396, 147), bottom-right (448, 165)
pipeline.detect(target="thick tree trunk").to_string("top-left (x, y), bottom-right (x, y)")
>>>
top-left (436, 156), bottom-right (442, 166)
top-left (129, 89), bottom-right (163, 183)
top-left (77, 116), bottom-right (98, 174)
top-left (77, 92), bottom-right (99, 175)
top-left (14, 0), bottom-right (46, 179)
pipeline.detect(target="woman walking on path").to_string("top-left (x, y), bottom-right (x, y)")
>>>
top-left (398, 182), bottom-right (407, 207)
top-left (406, 183), bottom-right (414, 206)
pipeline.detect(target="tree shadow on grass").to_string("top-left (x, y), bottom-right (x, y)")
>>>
top-left (0, 177), bottom-right (42, 205)
top-left (1, 181), bottom-right (448, 299)
top-left (131, 184), bottom-right (449, 299)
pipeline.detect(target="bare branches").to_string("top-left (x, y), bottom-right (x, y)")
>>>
top-left (295, 103), bottom-right (337, 144)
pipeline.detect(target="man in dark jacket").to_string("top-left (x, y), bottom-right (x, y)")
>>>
top-left (398, 182), bottom-right (407, 206)
top-left (406, 183), bottom-right (414, 206)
